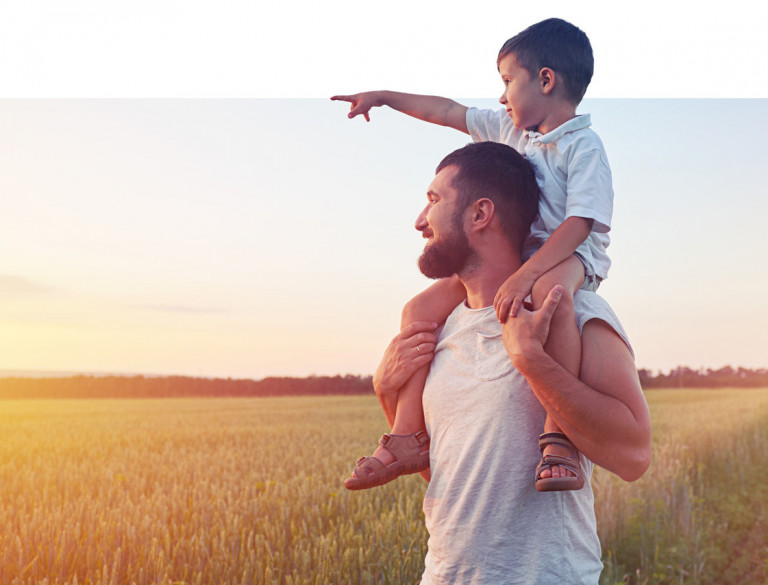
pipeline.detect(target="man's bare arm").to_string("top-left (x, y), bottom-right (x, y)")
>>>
top-left (331, 91), bottom-right (469, 134)
top-left (503, 286), bottom-right (652, 481)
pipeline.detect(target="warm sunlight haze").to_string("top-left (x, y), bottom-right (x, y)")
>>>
top-left (0, 1), bottom-right (766, 378)
top-left (1, 4), bottom-right (768, 585)
top-left (1, 98), bottom-right (766, 378)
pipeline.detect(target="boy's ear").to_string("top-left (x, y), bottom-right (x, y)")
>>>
top-left (539, 67), bottom-right (555, 95)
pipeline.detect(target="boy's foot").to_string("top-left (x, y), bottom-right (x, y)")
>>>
top-left (344, 431), bottom-right (430, 490)
top-left (535, 432), bottom-right (584, 492)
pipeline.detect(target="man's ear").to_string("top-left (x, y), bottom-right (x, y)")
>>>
top-left (470, 198), bottom-right (495, 231)
top-left (539, 67), bottom-right (555, 95)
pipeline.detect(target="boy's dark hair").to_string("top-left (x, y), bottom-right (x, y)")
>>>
top-left (436, 142), bottom-right (540, 251)
top-left (498, 18), bottom-right (594, 104)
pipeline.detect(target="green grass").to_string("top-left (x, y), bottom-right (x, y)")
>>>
top-left (0, 389), bottom-right (767, 584)
top-left (596, 389), bottom-right (768, 584)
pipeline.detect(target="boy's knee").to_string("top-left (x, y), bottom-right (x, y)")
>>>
top-left (531, 277), bottom-right (574, 309)
top-left (401, 295), bottom-right (427, 326)
top-left (401, 300), bottom-right (417, 325)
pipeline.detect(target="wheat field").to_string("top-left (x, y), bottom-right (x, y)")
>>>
top-left (0, 389), bottom-right (767, 584)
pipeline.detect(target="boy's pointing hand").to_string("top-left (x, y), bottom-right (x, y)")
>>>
top-left (331, 92), bottom-right (382, 122)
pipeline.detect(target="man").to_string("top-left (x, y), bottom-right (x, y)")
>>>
top-left (373, 141), bottom-right (651, 584)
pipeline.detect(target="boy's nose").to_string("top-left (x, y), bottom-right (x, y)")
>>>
top-left (498, 92), bottom-right (506, 105)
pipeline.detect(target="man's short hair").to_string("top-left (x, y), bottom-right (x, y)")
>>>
top-left (497, 18), bottom-right (594, 104)
top-left (436, 142), bottom-right (540, 251)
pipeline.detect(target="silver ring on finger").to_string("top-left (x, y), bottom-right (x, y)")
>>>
top-left (416, 344), bottom-right (422, 355)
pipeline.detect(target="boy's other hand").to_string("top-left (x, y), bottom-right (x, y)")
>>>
top-left (330, 92), bottom-right (381, 122)
top-left (494, 270), bottom-right (536, 323)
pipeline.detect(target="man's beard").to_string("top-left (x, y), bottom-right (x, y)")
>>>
top-left (417, 221), bottom-right (474, 279)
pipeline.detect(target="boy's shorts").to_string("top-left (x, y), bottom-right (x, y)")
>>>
top-left (523, 242), bottom-right (604, 293)
top-left (574, 250), bottom-right (602, 292)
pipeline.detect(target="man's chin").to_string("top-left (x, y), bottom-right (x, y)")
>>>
top-left (417, 226), bottom-right (472, 279)
top-left (417, 253), bottom-right (459, 280)
top-left (418, 266), bottom-right (455, 280)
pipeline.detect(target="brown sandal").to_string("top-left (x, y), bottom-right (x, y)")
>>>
top-left (535, 432), bottom-right (585, 492)
top-left (344, 431), bottom-right (430, 490)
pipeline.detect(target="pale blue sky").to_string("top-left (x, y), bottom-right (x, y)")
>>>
top-left (0, 1), bottom-right (766, 378)
top-left (1, 98), bottom-right (766, 377)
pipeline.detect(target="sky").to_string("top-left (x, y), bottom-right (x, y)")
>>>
top-left (0, 1), bottom-right (766, 379)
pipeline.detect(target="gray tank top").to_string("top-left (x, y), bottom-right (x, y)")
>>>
top-left (421, 290), bottom-right (629, 584)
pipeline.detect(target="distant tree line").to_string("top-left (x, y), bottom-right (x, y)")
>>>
top-left (0, 366), bottom-right (767, 399)
top-left (0, 374), bottom-right (373, 399)
top-left (638, 366), bottom-right (768, 389)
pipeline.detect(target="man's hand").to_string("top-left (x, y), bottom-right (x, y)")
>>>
top-left (503, 284), bottom-right (652, 481)
top-left (502, 285), bottom-right (562, 365)
top-left (493, 269), bottom-right (537, 323)
top-left (330, 92), bottom-right (382, 122)
top-left (373, 321), bottom-right (438, 397)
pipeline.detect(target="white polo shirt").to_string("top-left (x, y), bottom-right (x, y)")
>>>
top-left (466, 108), bottom-right (613, 280)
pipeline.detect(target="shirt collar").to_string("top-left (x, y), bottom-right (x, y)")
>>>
top-left (524, 114), bottom-right (591, 144)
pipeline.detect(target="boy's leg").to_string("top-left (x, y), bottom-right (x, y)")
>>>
top-left (345, 276), bottom-right (466, 490)
top-left (530, 256), bottom-right (585, 489)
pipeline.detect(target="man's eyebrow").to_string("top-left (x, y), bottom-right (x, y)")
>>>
top-left (427, 189), bottom-right (440, 198)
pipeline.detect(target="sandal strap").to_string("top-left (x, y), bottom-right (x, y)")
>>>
top-left (539, 454), bottom-right (580, 472)
top-left (351, 456), bottom-right (386, 478)
top-left (535, 433), bottom-right (582, 480)
top-left (535, 433), bottom-right (585, 490)
top-left (352, 432), bottom-right (430, 480)
top-left (538, 432), bottom-right (578, 457)
top-left (378, 431), bottom-right (430, 460)
top-left (535, 454), bottom-right (581, 481)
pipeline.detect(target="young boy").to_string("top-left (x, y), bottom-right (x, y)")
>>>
top-left (333, 18), bottom-right (613, 493)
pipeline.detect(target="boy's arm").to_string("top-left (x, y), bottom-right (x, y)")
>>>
top-left (494, 216), bottom-right (593, 321)
top-left (331, 91), bottom-right (469, 134)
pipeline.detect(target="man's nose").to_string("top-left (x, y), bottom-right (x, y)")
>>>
top-left (415, 206), bottom-right (429, 231)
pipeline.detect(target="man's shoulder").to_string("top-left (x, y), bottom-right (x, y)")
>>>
top-left (574, 291), bottom-right (633, 357)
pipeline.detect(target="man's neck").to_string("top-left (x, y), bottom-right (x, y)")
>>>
top-left (459, 250), bottom-right (523, 310)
